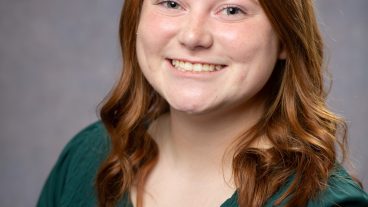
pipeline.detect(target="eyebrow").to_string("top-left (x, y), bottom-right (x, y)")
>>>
top-left (248, 0), bottom-right (260, 6)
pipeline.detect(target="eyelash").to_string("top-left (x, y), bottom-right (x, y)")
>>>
top-left (157, 0), bottom-right (182, 10)
top-left (157, 1), bottom-right (246, 16)
top-left (218, 5), bottom-right (246, 16)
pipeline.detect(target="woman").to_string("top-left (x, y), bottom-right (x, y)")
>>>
top-left (38, 0), bottom-right (368, 206)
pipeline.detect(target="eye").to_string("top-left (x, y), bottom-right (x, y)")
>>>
top-left (158, 0), bottom-right (183, 10)
top-left (223, 7), bottom-right (243, 16)
top-left (216, 5), bottom-right (247, 21)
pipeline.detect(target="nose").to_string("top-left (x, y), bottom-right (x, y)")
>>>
top-left (177, 14), bottom-right (214, 50)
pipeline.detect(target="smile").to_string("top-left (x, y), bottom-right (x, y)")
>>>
top-left (170, 59), bottom-right (225, 72)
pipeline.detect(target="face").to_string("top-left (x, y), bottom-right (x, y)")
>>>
top-left (136, 0), bottom-right (286, 114)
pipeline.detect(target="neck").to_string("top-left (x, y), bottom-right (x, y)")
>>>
top-left (149, 99), bottom-right (265, 181)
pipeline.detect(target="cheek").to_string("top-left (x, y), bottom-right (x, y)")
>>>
top-left (137, 11), bottom-right (179, 54)
top-left (215, 22), bottom-right (279, 98)
top-left (136, 10), bottom-right (179, 80)
top-left (215, 20), bottom-right (279, 62)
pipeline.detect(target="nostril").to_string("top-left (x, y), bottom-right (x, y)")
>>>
top-left (178, 27), bottom-right (214, 50)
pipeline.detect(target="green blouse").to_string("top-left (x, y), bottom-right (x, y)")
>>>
top-left (37, 121), bottom-right (368, 207)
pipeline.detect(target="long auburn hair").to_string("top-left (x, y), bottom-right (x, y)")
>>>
top-left (96, 0), bottom-right (348, 206)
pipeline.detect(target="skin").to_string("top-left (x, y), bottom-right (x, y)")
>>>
top-left (133, 0), bottom-right (286, 206)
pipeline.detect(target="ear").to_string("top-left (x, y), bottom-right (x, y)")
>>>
top-left (278, 42), bottom-right (287, 60)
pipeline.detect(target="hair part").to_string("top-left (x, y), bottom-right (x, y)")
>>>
top-left (96, 0), bottom-right (348, 206)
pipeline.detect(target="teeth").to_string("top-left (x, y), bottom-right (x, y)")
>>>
top-left (193, 63), bottom-right (201, 72)
top-left (184, 62), bottom-right (192, 70)
top-left (215, 65), bottom-right (222, 70)
top-left (171, 59), bottom-right (224, 72)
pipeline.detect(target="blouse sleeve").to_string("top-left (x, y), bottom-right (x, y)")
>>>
top-left (36, 121), bottom-right (110, 207)
top-left (308, 165), bottom-right (368, 207)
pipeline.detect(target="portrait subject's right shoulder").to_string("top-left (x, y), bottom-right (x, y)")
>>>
top-left (69, 121), bottom-right (111, 154)
top-left (37, 121), bottom-right (112, 207)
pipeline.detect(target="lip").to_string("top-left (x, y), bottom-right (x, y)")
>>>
top-left (165, 58), bottom-right (227, 79)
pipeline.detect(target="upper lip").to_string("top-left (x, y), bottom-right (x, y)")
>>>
top-left (167, 58), bottom-right (227, 66)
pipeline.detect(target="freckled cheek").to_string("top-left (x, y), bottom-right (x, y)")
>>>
top-left (139, 14), bottom-right (179, 49)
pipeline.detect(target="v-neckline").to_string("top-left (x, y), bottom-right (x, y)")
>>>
top-left (122, 190), bottom-right (238, 207)
top-left (220, 191), bottom-right (238, 207)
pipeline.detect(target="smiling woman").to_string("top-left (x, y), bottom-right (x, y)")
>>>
top-left (137, 0), bottom-right (283, 115)
top-left (37, 0), bottom-right (368, 207)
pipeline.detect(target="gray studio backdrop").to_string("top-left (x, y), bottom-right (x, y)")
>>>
top-left (0, 0), bottom-right (367, 206)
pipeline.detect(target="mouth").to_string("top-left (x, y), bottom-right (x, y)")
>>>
top-left (168, 58), bottom-right (227, 72)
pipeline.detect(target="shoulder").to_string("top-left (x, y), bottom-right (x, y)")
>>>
top-left (63, 121), bottom-right (111, 156)
top-left (37, 121), bottom-right (111, 207)
top-left (307, 164), bottom-right (368, 207)
top-left (55, 121), bottom-right (111, 169)
top-left (265, 164), bottom-right (368, 207)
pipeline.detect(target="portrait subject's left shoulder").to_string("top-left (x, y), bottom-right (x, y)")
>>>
top-left (308, 165), bottom-right (368, 207)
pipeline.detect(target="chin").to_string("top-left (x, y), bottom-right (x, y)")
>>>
top-left (170, 103), bottom-right (205, 114)
top-left (168, 99), bottom-right (219, 115)
top-left (161, 89), bottom-right (222, 115)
